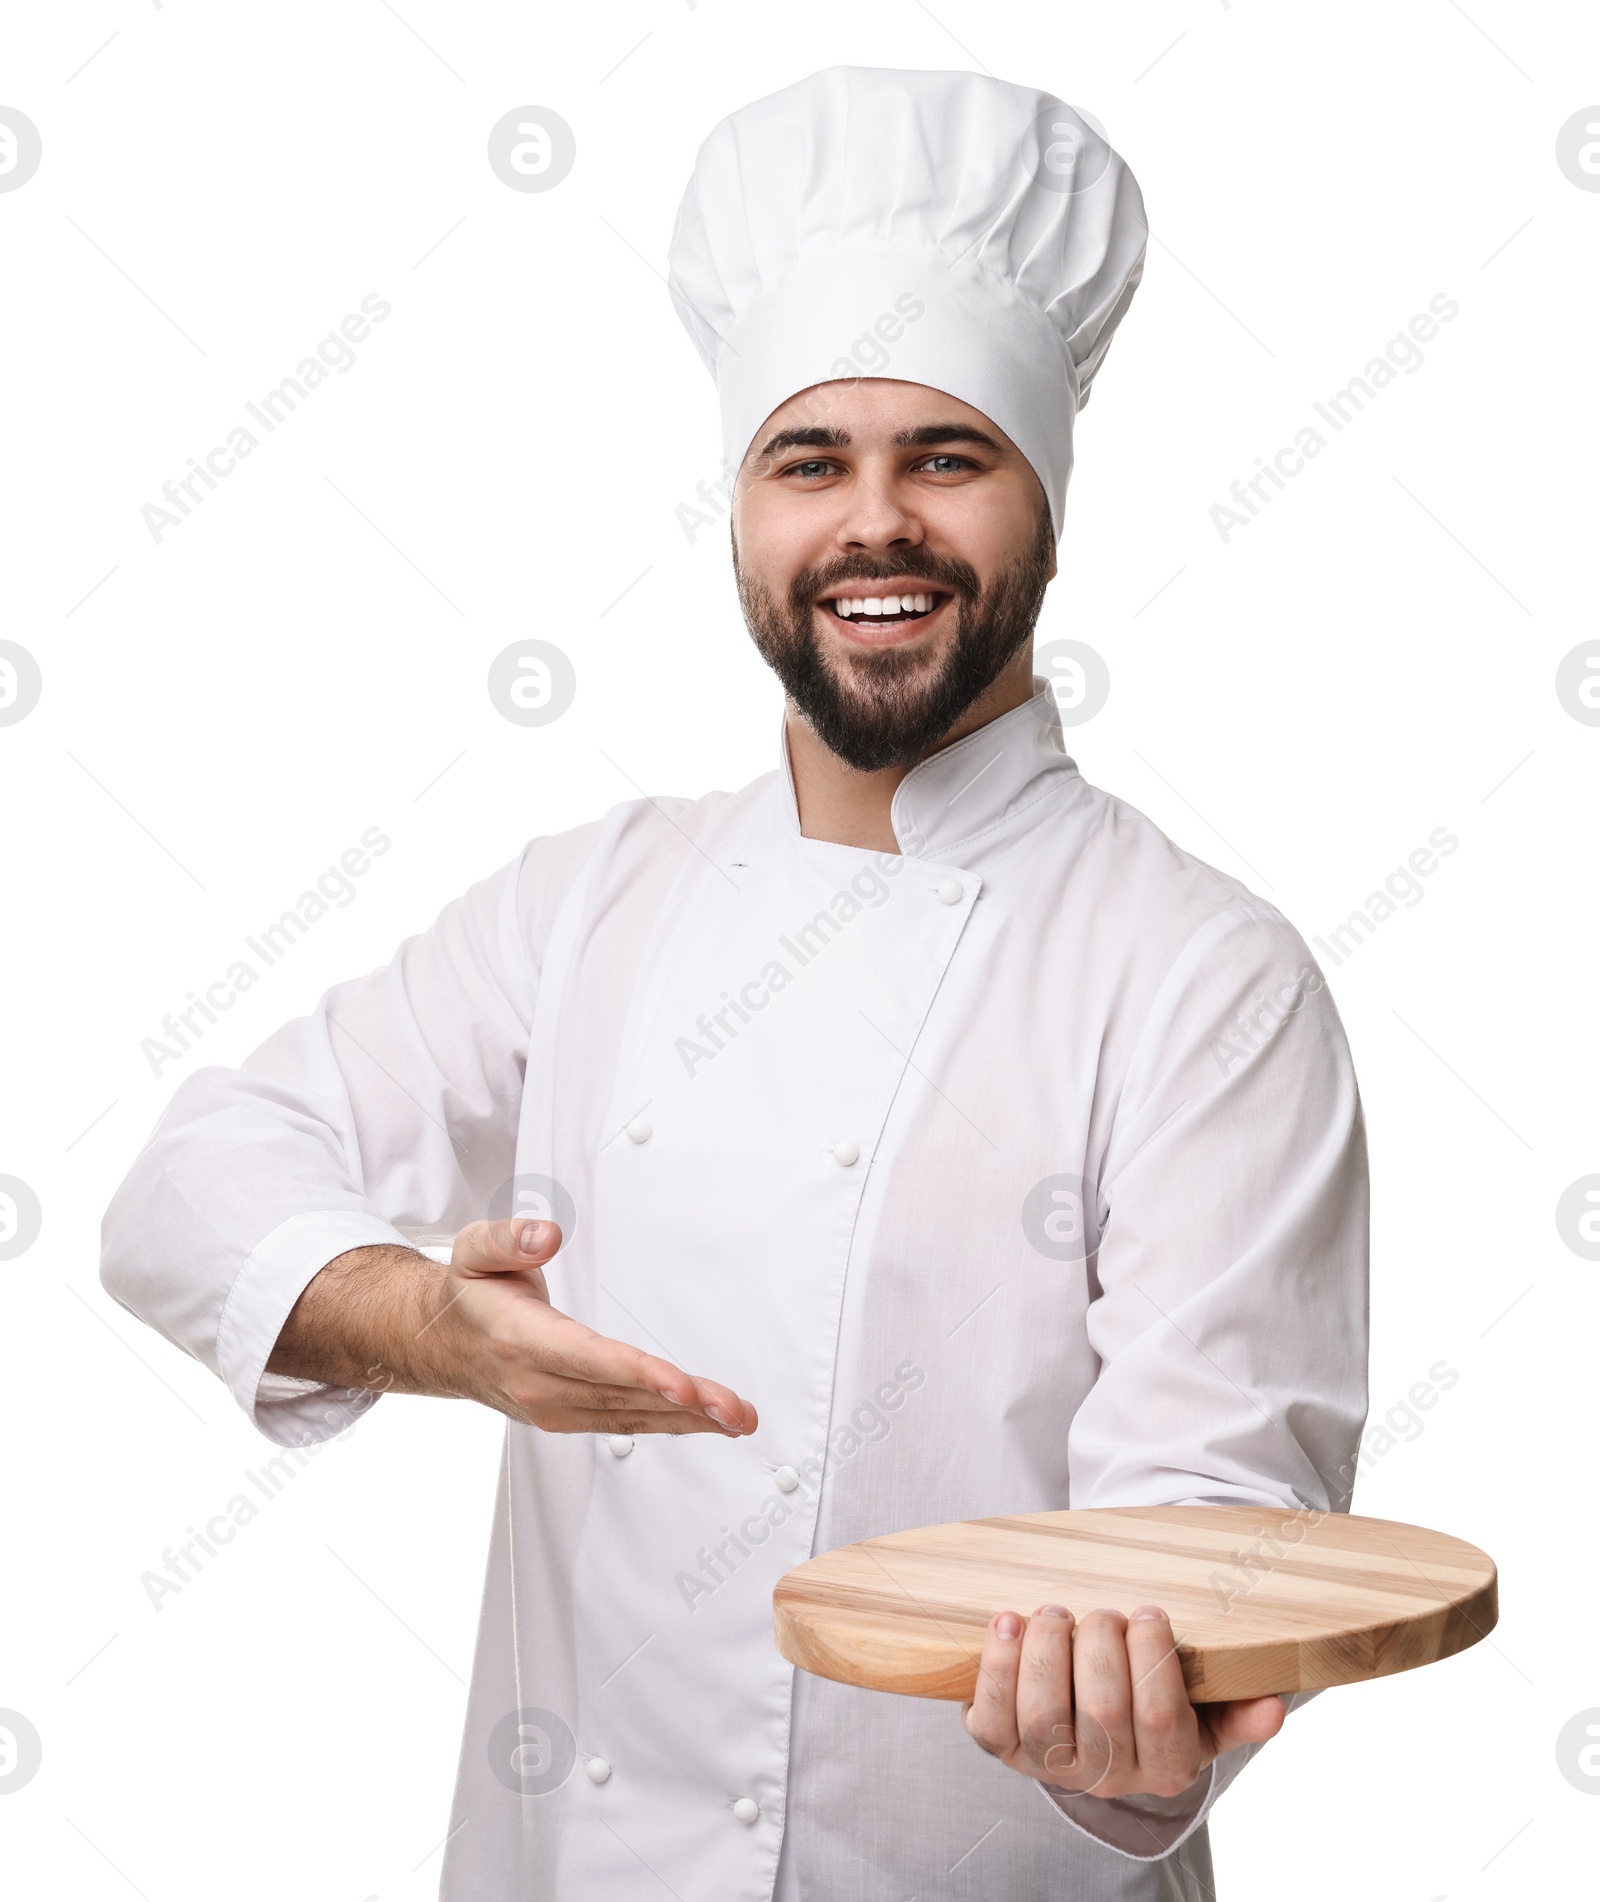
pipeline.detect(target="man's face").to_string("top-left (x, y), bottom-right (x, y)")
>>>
top-left (730, 379), bottom-right (1056, 773)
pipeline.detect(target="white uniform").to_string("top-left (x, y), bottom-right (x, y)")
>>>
top-left (102, 684), bottom-right (1369, 1901)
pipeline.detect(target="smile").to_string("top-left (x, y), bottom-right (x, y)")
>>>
top-left (820, 589), bottom-right (950, 629)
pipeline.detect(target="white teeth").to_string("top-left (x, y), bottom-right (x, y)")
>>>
top-left (830, 591), bottom-right (938, 619)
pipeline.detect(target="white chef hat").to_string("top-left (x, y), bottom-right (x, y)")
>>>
top-left (667, 66), bottom-right (1148, 539)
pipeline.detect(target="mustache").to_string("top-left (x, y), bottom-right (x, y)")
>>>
top-left (787, 550), bottom-right (982, 613)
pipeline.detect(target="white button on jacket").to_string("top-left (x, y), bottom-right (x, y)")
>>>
top-left (101, 685), bottom-right (1368, 1902)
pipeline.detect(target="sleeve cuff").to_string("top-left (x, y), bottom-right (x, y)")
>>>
top-left (1033, 1688), bottom-right (1318, 1861)
top-left (1034, 1758), bottom-right (1217, 1861)
top-left (215, 1208), bottom-right (415, 1447)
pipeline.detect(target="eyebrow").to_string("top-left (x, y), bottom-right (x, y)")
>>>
top-left (756, 425), bottom-right (850, 457)
top-left (890, 422), bottom-right (1005, 453)
top-left (754, 421), bottom-right (1005, 459)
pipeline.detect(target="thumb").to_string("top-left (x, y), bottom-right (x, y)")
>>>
top-left (511, 1217), bottom-right (563, 1265)
top-left (1199, 1695), bottom-right (1286, 1759)
top-left (451, 1217), bottom-right (564, 1284)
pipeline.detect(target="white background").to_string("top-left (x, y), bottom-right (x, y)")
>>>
top-left (1, 3), bottom-right (1596, 1898)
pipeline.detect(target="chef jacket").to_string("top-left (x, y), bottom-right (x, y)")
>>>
top-left (101, 680), bottom-right (1369, 1901)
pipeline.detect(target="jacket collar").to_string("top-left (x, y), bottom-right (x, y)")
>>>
top-left (777, 679), bottom-right (1083, 865)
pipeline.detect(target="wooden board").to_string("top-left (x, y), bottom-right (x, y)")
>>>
top-left (773, 1506), bottom-right (1496, 1704)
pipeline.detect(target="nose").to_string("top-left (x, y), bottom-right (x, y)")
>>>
top-left (832, 463), bottom-right (924, 557)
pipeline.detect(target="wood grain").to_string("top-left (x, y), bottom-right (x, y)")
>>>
top-left (773, 1506), bottom-right (1497, 1703)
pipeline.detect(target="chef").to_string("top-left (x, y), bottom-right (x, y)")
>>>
top-left (101, 66), bottom-right (1368, 1902)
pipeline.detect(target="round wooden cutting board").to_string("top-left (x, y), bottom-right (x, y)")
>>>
top-left (773, 1505), bottom-right (1497, 1703)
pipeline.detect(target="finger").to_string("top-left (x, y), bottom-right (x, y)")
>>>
top-left (963, 1611), bottom-right (1024, 1759)
top-left (1069, 1609), bottom-right (1136, 1797)
top-left (638, 1355), bottom-right (756, 1432)
top-left (1015, 1606), bottom-right (1077, 1782)
top-left (509, 1404), bottom-right (748, 1436)
top-left (520, 1375), bottom-right (724, 1416)
top-left (564, 1335), bottom-right (759, 1434)
top-left (1124, 1607), bottom-right (1204, 1797)
top-left (522, 1365), bottom-right (757, 1429)
top-left (1196, 1694), bottom-right (1286, 1758)
top-left (504, 1308), bottom-right (757, 1433)
top-left (452, 1218), bottom-right (564, 1278)
top-left (679, 1376), bottom-right (759, 1435)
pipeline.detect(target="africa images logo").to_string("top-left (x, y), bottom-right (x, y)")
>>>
top-left (139, 296), bottom-right (392, 544)
top-left (0, 107), bottom-right (42, 193)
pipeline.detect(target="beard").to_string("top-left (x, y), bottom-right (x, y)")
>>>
top-left (732, 505), bottom-right (1055, 773)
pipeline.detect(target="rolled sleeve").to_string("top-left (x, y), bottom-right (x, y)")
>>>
top-left (100, 826), bottom-right (599, 1441)
top-left (218, 1209), bottom-right (415, 1444)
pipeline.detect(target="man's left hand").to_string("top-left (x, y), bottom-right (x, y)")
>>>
top-left (962, 1604), bottom-right (1286, 1800)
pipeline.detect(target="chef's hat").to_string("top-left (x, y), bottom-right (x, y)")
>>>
top-left (666, 66), bottom-right (1148, 539)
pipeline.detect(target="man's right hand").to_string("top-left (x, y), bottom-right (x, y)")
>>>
top-left (266, 1218), bottom-right (758, 1439)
